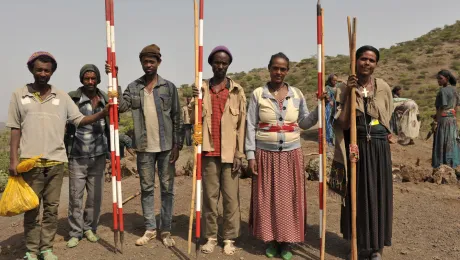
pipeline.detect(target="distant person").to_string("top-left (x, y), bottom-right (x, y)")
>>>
top-left (246, 52), bottom-right (318, 260)
top-left (119, 130), bottom-right (135, 159)
top-left (64, 64), bottom-right (110, 248)
top-left (390, 86), bottom-right (402, 136)
top-left (432, 69), bottom-right (460, 168)
top-left (182, 97), bottom-right (193, 147)
top-left (332, 46), bottom-right (393, 260)
top-left (392, 86), bottom-right (401, 98)
top-left (325, 74), bottom-right (338, 146)
top-left (390, 86), bottom-right (421, 146)
top-left (7, 52), bottom-right (108, 260)
top-left (106, 44), bottom-right (183, 247)
top-left (191, 46), bottom-right (246, 256)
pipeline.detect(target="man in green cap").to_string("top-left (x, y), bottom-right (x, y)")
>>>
top-left (105, 44), bottom-right (183, 247)
top-left (64, 64), bottom-right (110, 248)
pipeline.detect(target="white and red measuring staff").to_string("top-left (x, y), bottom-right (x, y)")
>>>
top-left (195, 0), bottom-right (204, 255)
top-left (317, 1), bottom-right (327, 259)
top-left (105, 0), bottom-right (124, 253)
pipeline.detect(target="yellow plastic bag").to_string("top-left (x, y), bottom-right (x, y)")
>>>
top-left (0, 176), bottom-right (39, 216)
top-left (17, 155), bottom-right (42, 173)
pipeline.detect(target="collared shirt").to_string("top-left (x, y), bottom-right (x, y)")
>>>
top-left (204, 80), bottom-right (230, 157)
top-left (69, 93), bottom-right (108, 159)
top-left (118, 75), bottom-right (183, 152)
top-left (7, 85), bottom-right (85, 163)
top-left (190, 78), bottom-right (247, 163)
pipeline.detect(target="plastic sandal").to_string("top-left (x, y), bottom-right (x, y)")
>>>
top-left (24, 252), bottom-right (38, 260)
top-left (265, 241), bottom-right (279, 258)
top-left (66, 237), bottom-right (79, 248)
top-left (84, 230), bottom-right (99, 242)
top-left (223, 240), bottom-right (237, 256)
top-left (40, 250), bottom-right (58, 260)
top-left (201, 238), bottom-right (218, 254)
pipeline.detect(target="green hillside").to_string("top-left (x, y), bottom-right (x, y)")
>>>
top-left (222, 21), bottom-right (460, 130)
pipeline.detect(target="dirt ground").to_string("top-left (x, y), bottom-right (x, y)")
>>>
top-left (1, 131), bottom-right (460, 260)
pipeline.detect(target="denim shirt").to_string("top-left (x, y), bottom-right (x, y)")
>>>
top-left (118, 75), bottom-right (183, 152)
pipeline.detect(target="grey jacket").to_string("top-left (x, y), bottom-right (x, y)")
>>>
top-left (118, 75), bottom-right (183, 151)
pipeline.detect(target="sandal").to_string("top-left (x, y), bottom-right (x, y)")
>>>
top-left (40, 250), bottom-right (58, 260)
top-left (371, 252), bottom-right (382, 260)
top-left (24, 252), bottom-right (38, 260)
top-left (280, 243), bottom-right (293, 260)
top-left (223, 240), bottom-right (237, 256)
top-left (265, 241), bottom-right (279, 258)
top-left (135, 230), bottom-right (157, 246)
top-left (201, 238), bottom-right (218, 254)
top-left (84, 230), bottom-right (99, 242)
top-left (161, 231), bottom-right (176, 247)
top-left (66, 237), bottom-right (79, 248)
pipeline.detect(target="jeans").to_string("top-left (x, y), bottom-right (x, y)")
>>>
top-left (137, 150), bottom-right (175, 231)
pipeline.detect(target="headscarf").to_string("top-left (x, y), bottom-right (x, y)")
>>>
top-left (79, 64), bottom-right (101, 84)
top-left (392, 86), bottom-right (402, 98)
top-left (326, 74), bottom-right (337, 87)
top-left (27, 51), bottom-right (57, 72)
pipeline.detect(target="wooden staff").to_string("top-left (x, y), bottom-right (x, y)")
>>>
top-left (188, 0), bottom-right (199, 255)
top-left (347, 16), bottom-right (358, 260)
top-left (320, 7), bottom-right (327, 260)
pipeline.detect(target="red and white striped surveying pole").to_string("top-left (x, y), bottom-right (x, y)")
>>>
top-left (105, 0), bottom-right (124, 253)
top-left (317, 1), bottom-right (327, 259)
top-left (195, 0), bottom-right (204, 255)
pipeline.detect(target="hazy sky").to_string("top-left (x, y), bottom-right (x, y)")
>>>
top-left (1, 0), bottom-right (459, 122)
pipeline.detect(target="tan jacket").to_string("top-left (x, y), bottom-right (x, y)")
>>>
top-left (191, 78), bottom-right (246, 163)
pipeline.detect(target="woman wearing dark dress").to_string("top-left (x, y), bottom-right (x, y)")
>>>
top-left (432, 70), bottom-right (460, 168)
top-left (330, 45), bottom-right (394, 260)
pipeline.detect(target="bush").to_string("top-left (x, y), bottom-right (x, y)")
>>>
top-left (450, 61), bottom-right (460, 71)
top-left (407, 64), bottom-right (417, 71)
top-left (397, 55), bottom-right (414, 64)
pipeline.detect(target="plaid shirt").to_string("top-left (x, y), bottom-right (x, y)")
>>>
top-left (204, 81), bottom-right (230, 157)
top-left (69, 93), bottom-right (108, 158)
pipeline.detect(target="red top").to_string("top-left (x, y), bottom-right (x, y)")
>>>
top-left (204, 80), bottom-right (229, 157)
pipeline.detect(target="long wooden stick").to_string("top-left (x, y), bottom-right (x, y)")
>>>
top-left (188, 0), bottom-right (199, 255)
top-left (320, 7), bottom-right (327, 260)
top-left (122, 191), bottom-right (140, 205)
top-left (347, 16), bottom-right (358, 260)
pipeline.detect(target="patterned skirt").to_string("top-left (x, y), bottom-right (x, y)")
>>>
top-left (432, 116), bottom-right (460, 168)
top-left (249, 148), bottom-right (306, 243)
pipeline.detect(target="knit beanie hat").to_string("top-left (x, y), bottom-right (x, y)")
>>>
top-left (139, 44), bottom-right (162, 60)
top-left (27, 51), bottom-right (57, 72)
top-left (79, 64), bottom-right (101, 84)
top-left (208, 45), bottom-right (233, 65)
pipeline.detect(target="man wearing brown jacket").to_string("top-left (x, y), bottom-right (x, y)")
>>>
top-left (192, 46), bottom-right (246, 256)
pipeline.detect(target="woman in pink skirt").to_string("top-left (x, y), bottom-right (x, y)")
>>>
top-left (245, 52), bottom-right (318, 260)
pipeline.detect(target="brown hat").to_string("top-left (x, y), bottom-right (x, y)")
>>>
top-left (139, 44), bottom-right (161, 60)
